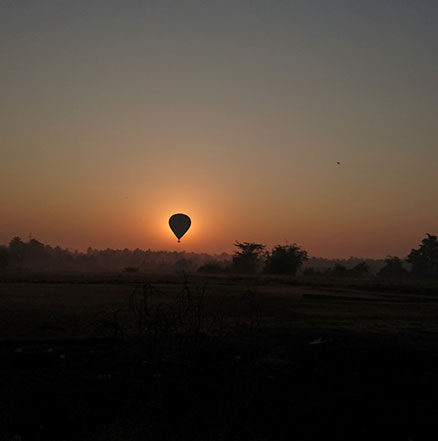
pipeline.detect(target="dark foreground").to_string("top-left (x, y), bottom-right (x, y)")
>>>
top-left (0, 271), bottom-right (437, 441)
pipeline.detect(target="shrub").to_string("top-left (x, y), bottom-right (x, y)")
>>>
top-left (264, 244), bottom-right (308, 275)
top-left (197, 262), bottom-right (227, 274)
top-left (378, 257), bottom-right (408, 278)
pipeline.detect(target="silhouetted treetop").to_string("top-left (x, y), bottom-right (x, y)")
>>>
top-left (231, 241), bottom-right (266, 273)
top-left (0, 246), bottom-right (8, 268)
top-left (407, 233), bottom-right (438, 279)
top-left (378, 256), bottom-right (408, 278)
top-left (350, 262), bottom-right (369, 277)
top-left (264, 244), bottom-right (307, 275)
top-left (1, 236), bottom-right (231, 272)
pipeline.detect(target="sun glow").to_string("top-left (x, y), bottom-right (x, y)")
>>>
top-left (138, 197), bottom-right (209, 251)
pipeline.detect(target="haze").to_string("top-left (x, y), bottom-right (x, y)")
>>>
top-left (1, 0), bottom-right (437, 258)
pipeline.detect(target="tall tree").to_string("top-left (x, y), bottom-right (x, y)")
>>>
top-left (9, 237), bottom-right (25, 262)
top-left (0, 246), bottom-right (8, 268)
top-left (231, 241), bottom-right (266, 273)
top-left (407, 234), bottom-right (438, 278)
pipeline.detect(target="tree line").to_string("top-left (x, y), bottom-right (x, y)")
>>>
top-left (1, 233), bottom-right (438, 279)
top-left (0, 236), bottom-right (229, 272)
top-left (198, 234), bottom-right (438, 279)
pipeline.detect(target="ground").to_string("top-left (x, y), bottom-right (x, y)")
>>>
top-left (0, 270), bottom-right (437, 440)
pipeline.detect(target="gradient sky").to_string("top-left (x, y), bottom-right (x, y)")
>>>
top-left (1, 0), bottom-right (437, 257)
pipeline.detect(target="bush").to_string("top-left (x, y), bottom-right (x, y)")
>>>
top-left (302, 267), bottom-right (322, 276)
top-left (264, 244), bottom-right (308, 275)
top-left (197, 262), bottom-right (227, 274)
top-left (378, 257), bottom-right (408, 278)
top-left (350, 262), bottom-right (369, 277)
top-left (331, 264), bottom-right (349, 277)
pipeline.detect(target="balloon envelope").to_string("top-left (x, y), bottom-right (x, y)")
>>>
top-left (169, 213), bottom-right (191, 242)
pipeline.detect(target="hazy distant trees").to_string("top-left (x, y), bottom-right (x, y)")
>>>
top-left (302, 267), bottom-right (322, 276)
top-left (407, 234), bottom-right (438, 279)
top-left (9, 236), bottom-right (26, 263)
top-left (378, 257), bottom-right (408, 278)
top-left (3, 233), bottom-right (438, 279)
top-left (8, 237), bottom-right (64, 266)
top-left (331, 264), bottom-right (349, 277)
top-left (1, 236), bottom-right (229, 272)
top-left (174, 258), bottom-right (198, 273)
top-left (0, 246), bottom-right (8, 268)
top-left (26, 238), bottom-right (47, 260)
top-left (349, 262), bottom-right (369, 277)
top-left (264, 244), bottom-right (308, 275)
top-left (198, 261), bottom-right (228, 274)
top-left (231, 242), bottom-right (266, 273)
top-left (308, 261), bottom-right (369, 277)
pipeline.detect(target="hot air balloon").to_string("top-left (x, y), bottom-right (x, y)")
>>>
top-left (169, 213), bottom-right (191, 243)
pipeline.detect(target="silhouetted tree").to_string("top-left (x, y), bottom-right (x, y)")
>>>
top-left (231, 241), bottom-right (266, 273)
top-left (26, 238), bottom-right (47, 261)
top-left (9, 236), bottom-right (26, 262)
top-left (378, 256), bottom-right (408, 278)
top-left (264, 244), bottom-right (308, 275)
top-left (407, 234), bottom-right (438, 278)
top-left (3, 235), bottom-right (233, 272)
top-left (350, 262), bottom-right (369, 277)
top-left (0, 246), bottom-right (9, 268)
top-left (302, 267), bottom-right (322, 276)
top-left (331, 264), bottom-right (349, 277)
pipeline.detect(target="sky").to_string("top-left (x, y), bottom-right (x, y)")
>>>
top-left (1, 0), bottom-right (437, 258)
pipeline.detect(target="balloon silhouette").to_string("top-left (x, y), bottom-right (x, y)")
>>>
top-left (169, 213), bottom-right (191, 243)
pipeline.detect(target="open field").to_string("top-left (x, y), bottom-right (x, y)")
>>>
top-left (0, 271), bottom-right (437, 440)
